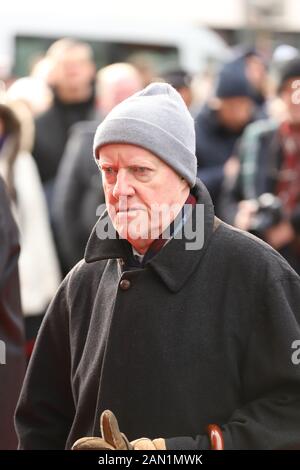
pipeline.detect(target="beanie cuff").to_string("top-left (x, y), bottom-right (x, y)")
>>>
top-left (93, 117), bottom-right (197, 187)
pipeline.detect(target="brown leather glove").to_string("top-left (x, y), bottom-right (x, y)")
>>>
top-left (131, 437), bottom-right (166, 450)
top-left (72, 410), bottom-right (166, 450)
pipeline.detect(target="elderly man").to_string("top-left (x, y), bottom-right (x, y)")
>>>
top-left (32, 38), bottom-right (96, 207)
top-left (16, 83), bottom-right (300, 450)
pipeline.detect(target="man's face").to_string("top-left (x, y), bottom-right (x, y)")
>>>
top-left (281, 77), bottom-right (300, 124)
top-left (53, 46), bottom-right (95, 90)
top-left (97, 144), bottom-right (189, 252)
top-left (217, 96), bottom-right (254, 131)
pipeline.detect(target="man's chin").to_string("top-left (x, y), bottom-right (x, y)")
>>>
top-left (112, 216), bottom-right (162, 242)
top-left (116, 228), bottom-right (150, 242)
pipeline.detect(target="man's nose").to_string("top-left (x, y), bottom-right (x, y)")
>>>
top-left (112, 169), bottom-right (135, 199)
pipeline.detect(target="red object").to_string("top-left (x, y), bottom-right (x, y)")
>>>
top-left (26, 339), bottom-right (35, 361)
top-left (207, 424), bottom-right (224, 450)
top-left (277, 121), bottom-right (300, 215)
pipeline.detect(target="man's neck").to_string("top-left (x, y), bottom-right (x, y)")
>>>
top-left (132, 246), bottom-right (145, 261)
top-left (128, 238), bottom-right (154, 255)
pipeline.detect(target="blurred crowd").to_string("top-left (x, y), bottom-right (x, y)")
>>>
top-left (1, 37), bottom-right (300, 448)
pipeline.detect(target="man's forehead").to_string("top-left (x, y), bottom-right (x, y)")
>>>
top-left (98, 144), bottom-right (160, 163)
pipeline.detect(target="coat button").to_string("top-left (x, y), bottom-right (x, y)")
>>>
top-left (120, 279), bottom-right (131, 290)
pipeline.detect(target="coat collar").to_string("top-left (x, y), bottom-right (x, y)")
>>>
top-left (84, 179), bottom-right (216, 292)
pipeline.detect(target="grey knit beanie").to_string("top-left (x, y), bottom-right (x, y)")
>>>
top-left (93, 82), bottom-right (197, 187)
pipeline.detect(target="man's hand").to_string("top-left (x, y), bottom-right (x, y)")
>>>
top-left (72, 409), bottom-right (131, 450)
top-left (72, 410), bottom-right (166, 450)
top-left (131, 437), bottom-right (166, 450)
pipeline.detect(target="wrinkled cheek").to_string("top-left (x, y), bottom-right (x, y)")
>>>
top-left (103, 184), bottom-right (115, 200)
top-left (107, 206), bottom-right (117, 228)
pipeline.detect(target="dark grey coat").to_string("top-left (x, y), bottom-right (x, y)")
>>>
top-left (16, 179), bottom-right (300, 450)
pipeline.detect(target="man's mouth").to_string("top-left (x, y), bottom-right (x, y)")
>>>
top-left (117, 207), bottom-right (146, 213)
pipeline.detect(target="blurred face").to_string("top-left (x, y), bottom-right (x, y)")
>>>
top-left (52, 46), bottom-right (95, 90)
top-left (99, 77), bottom-right (143, 115)
top-left (281, 77), bottom-right (300, 124)
top-left (217, 96), bottom-right (254, 131)
top-left (245, 55), bottom-right (266, 90)
top-left (97, 144), bottom-right (189, 253)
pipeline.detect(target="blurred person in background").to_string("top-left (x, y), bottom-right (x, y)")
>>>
top-left (268, 45), bottom-right (299, 121)
top-left (0, 101), bottom-right (61, 358)
top-left (7, 76), bottom-right (53, 117)
top-left (190, 67), bottom-right (216, 114)
top-left (30, 54), bottom-right (55, 85)
top-left (220, 57), bottom-right (300, 275)
top-left (32, 38), bottom-right (96, 209)
top-left (127, 52), bottom-right (156, 87)
top-left (0, 53), bottom-right (14, 89)
top-left (52, 63), bottom-right (143, 272)
top-left (161, 68), bottom-right (193, 109)
top-left (194, 59), bottom-right (264, 209)
top-left (0, 175), bottom-right (25, 449)
top-left (271, 44), bottom-right (299, 80)
top-left (232, 46), bottom-right (269, 110)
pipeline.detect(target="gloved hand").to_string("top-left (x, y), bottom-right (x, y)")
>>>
top-left (131, 437), bottom-right (166, 450)
top-left (72, 410), bottom-right (166, 450)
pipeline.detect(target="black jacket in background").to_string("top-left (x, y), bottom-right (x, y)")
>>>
top-left (195, 104), bottom-right (263, 206)
top-left (16, 180), bottom-right (300, 449)
top-left (0, 177), bottom-right (25, 449)
top-left (32, 91), bottom-right (95, 205)
top-left (52, 120), bottom-right (105, 272)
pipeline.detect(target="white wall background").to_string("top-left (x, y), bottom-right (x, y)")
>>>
top-left (0, 0), bottom-right (243, 60)
top-left (1, 0), bottom-right (298, 73)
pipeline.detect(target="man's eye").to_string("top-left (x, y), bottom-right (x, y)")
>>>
top-left (132, 167), bottom-right (149, 174)
top-left (102, 167), bottom-right (115, 174)
top-left (101, 167), bottom-right (117, 182)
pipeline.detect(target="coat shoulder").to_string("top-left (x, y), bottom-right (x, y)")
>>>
top-left (213, 221), bottom-right (299, 284)
top-left (66, 258), bottom-right (108, 293)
